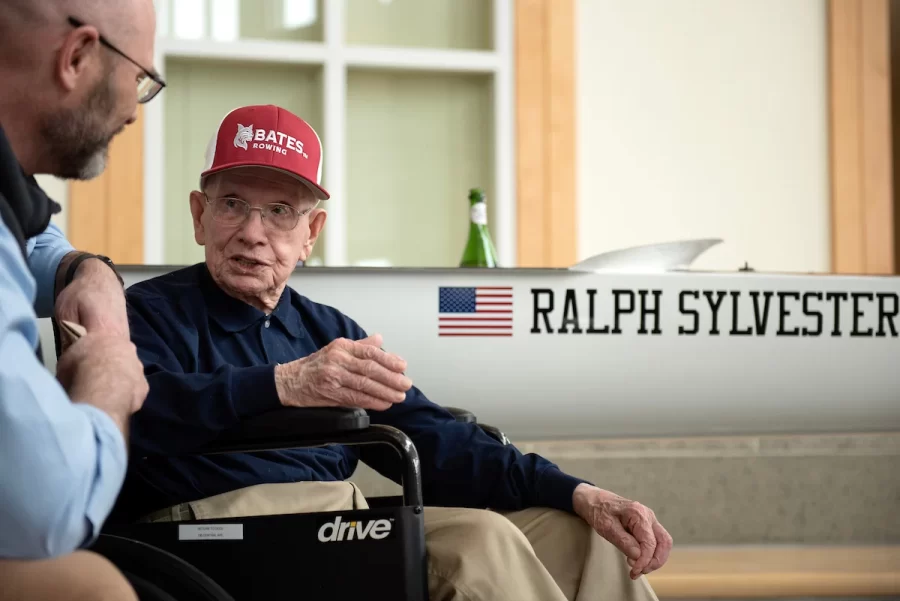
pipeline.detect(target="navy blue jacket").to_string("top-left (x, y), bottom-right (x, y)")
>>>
top-left (113, 263), bottom-right (587, 521)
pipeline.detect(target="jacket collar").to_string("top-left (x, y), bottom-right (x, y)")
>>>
top-left (0, 122), bottom-right (61, 253)
top-left (197, 263), bottom-right (304, 338)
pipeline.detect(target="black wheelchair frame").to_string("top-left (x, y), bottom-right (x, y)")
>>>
top-left (93, 405), bottom-right (508, 601)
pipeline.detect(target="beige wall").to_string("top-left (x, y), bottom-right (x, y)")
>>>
top-left (576, 0), bottom-right (831, 273)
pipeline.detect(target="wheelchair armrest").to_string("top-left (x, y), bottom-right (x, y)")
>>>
top-left (479, 424), bottom-right (510, 446)
top-left (194, 407), bottom-right (369, 455)
top-left (444, 406), bottom-right (477, 424)
top-left (184, 407), bottom-right (424, 507)
top-left (442, 406), bottom-right (509, 444)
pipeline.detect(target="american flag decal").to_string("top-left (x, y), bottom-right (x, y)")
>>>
top-left (438, 286), bottom-right (513, 337)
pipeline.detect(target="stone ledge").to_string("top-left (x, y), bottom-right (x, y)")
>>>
top-left (646, 545), bottom-right (900, 598)
top-left (350, 432), bottom-right (900, 544)
top-left (514, 431), bottom-right (900, 460)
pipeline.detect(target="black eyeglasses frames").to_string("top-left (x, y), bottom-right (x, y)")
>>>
top-left (68, 16), bottom-right (166, 104)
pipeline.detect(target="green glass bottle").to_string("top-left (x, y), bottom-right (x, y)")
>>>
top-left (459, 188), bottom-right (499, 268)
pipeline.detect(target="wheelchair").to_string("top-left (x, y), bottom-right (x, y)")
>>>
top-left (91, 404), bottom-right (510, 601)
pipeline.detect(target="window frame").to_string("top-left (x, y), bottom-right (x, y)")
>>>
top-left (142, 0), bottom-right (516, 267)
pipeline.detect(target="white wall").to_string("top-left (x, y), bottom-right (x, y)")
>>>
top-left (576, 0), bottom-right (830, 273)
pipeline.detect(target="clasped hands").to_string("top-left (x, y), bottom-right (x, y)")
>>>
top-left (274, 333), bottom-right (411, 411)
top-left (54, 256), bottom-right (147, 434)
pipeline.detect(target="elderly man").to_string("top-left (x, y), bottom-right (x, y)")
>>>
top-left (120, 104), bottom-right (672, 601)
top-left (0, 1), bottom-right (161, 599)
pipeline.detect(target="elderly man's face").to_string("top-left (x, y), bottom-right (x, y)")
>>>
top-left (189, 168), bottom-right (326, 308)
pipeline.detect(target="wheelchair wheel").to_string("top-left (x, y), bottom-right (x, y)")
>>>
top-left (91, 533), bottom-right (235, 601)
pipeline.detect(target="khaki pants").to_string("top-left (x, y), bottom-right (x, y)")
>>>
top-left (141, 482), bottom-right (659, 601)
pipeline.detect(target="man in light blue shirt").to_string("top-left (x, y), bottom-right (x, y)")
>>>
top-left (2, 220), bottom-right (139, 555)
top-left (25, 222), bottom-right (73, 317)
top-left (0, 0), bottom-right (162, 599)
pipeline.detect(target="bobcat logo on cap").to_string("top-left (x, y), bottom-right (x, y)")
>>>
top-left (234, 123), bottom-right (253, 150)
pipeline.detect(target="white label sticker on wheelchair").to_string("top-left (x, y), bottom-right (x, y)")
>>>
top-left (178, 524), bottom-right (244, 541)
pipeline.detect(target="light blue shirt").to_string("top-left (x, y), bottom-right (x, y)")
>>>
top-left (0, 219), bottom-right (128, 559)
top-left (26, 221), bottom-right (76, 318)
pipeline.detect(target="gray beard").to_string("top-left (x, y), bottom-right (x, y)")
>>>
top-left (38, 77), bottom-right (117, 181)
top-left (76, 147), bottom-right (109, 180)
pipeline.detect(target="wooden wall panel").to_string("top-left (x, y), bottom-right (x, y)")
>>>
top-left (67, 171), bottom-right (108, 254)
top-left (515, 0), bottom-right (548, 267)
top-left (860, 0), bottom-right (895, 274)
top-left (68, 107), bottom-right (144, 263)
top-left (829, 0), bottom-right (895, 274)
top-left (892, 0), bottom-right (900, 273)
top-left (105, 112), bottom-right (144, 264)
top-left (545, 0), bottom-right (577, 268)
top-left (515, 0), bottom-right (577, 267)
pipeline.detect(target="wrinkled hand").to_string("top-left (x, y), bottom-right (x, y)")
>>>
top-left (572, 483), bottom-right (673, 579)
top-left (56, 258), bottom-right (128, 348)
top-left (56, 333), bottom-right (149, 434)
top-left (275, 334), bottom-right (412, 411)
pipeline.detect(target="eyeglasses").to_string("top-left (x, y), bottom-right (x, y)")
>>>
top-left (68, 17), bottom-right (166, 104)
top-left (205, 195), bottom-right (318, 232)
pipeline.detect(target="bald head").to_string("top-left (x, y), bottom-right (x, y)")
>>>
top-left (0, 0), bottom-right (158, 178)
top-left (0, 0), bottom-right (153, 59)
top-left (0, 0), bottom-right (151, 27)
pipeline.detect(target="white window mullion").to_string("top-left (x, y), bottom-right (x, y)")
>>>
top-left (322, 0), bottom-right (347, 266)
top-left (494, 0), bottom-right (515, 267)
top-left (344, 47), bottom-right (498, 72)
top-left (155, 0), bottom-right (170, 38)
top-left (143, 42), bottom-right (166, 265)
top-left (145, 0), bottom-right (513, 268)
top-left (163, 38), bottom-right (328, 63)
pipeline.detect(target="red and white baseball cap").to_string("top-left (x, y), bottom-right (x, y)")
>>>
top-left (199, 104), bottom-right (329, 200)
